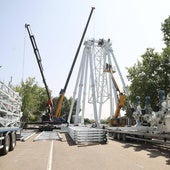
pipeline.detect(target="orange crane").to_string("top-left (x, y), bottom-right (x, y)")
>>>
top-left (104, 63), bottom-right (126, 126)
top-left (53, 7), bottom-right (95, 122)
top-left (110, 73), bottom-right (125, 119)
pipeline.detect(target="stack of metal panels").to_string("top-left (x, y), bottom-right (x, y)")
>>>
top-left (68, 126), bottom-right (107, 144)
top-left (0, 81), bottom-right (22, 127)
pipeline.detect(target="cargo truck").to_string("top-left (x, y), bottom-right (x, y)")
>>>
top-left (0, 81), bottom-right (22, 155)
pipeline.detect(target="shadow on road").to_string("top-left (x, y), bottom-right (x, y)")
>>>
top-left (122, 141), bottom-right (170, 165)
top-left (64, 133), bottom-right (76, 146)
top-left (77, 143), bottom-right (101, 147)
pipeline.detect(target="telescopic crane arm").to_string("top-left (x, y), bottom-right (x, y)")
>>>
top-left (55, 7), bottom-right (95, 118)
top-left (111, 73), bottom-right (125, 118)
top-left (25, 24), bottom-right (53, 107)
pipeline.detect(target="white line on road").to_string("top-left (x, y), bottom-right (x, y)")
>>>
top-left (21, 132), bottom-right (36, 141)
top-left (47, 140), bottom-right (54, 170)
top-left (33, 132), bottom-right (43, 141)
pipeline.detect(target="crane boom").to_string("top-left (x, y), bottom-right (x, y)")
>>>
top-left (25, 24), bottom-right (53, 107)
top-left (55, 7), bottom-right (95, 118)
top-left (104, 63), bottom-right (125, 119)
top-left (111, 74), bottom-right (125, 118)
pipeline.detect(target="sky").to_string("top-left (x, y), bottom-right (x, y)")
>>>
top-left (0, 0), bottom-right (170, 119)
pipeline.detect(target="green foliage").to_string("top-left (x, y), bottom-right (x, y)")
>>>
top-left (15, 77), bottom-right (77, 122)
top-left (16, 77), bottom-right (49, 122)
top-left (124, 95), bottom-right (134, 118)
top-left (100, 119), bottom-right (109, 124)
top-left (127, 48), bottom-right (161, 109)
top-left (83, 118), bottom-right (108, 125)
top-left (161, 16), bottom-right (170, 46)
top-left (29, 113), bottom-right (37, 122)
top-left (126, 16), bottom-right (170, 111)
top-left (84, 118), bottom-right (92, 124)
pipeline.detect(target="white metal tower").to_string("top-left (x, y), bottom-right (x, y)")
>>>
top-left (67, 39), bottom-right (126, 127)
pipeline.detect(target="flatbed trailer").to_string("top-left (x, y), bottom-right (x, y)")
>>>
top-left (107, 126), bottom-right (170, 145)
top-left (107, 92), bottom-right (170, 145)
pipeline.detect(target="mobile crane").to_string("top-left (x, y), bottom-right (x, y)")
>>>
top-left (54, 7), bottom-right (95, 122)
top-left (25, 7), bottom-right (95, 127)
top-left (25, 24), bottom-right (53, 123)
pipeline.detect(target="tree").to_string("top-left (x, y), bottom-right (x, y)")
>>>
top-left (16, 77), bottom-right (77, 122)
top-left (126, 16), bottom-right (170, 111)
top-left (16, 77), bottom-right (48, 122)
top-left (127, 49), bottom-right (161, 109)
top-left (161, 16), bottom-right (170, 46)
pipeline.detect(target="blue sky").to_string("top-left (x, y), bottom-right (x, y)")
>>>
top-left (0, 1), bottom-right (170, 118)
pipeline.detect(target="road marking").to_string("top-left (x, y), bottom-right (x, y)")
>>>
top-left (136, 163), bottom-right (144, 169)
top-left (21, 132), bottom-right (36, 141)
top-left (47, 140), bottom-right (54, 170)
top-left (33, 132), bottom-right (43, 141)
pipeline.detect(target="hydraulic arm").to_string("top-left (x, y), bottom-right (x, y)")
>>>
top-left (111, 74), bottom-right (125, 118)
top-left (54, 7), bottom-right (95, 118)
top-left (104, 63), bottom-right (125, 118)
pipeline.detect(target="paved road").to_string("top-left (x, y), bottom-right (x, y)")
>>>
top-left (0, 132), bottom-right (170, 170)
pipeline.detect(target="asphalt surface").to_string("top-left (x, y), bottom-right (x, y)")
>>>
top-left (0, 132), bottom-right (170, 170)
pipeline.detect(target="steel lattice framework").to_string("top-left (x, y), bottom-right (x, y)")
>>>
top-left (88, 41), bottom-right (109, 104)
top-left (68, 39), bottom-right (126, 126)
top-left (0, 81), bottom-right (22, 127)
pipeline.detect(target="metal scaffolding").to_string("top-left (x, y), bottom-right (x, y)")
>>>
top-left (0, 81), bottom-right (22, 127)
